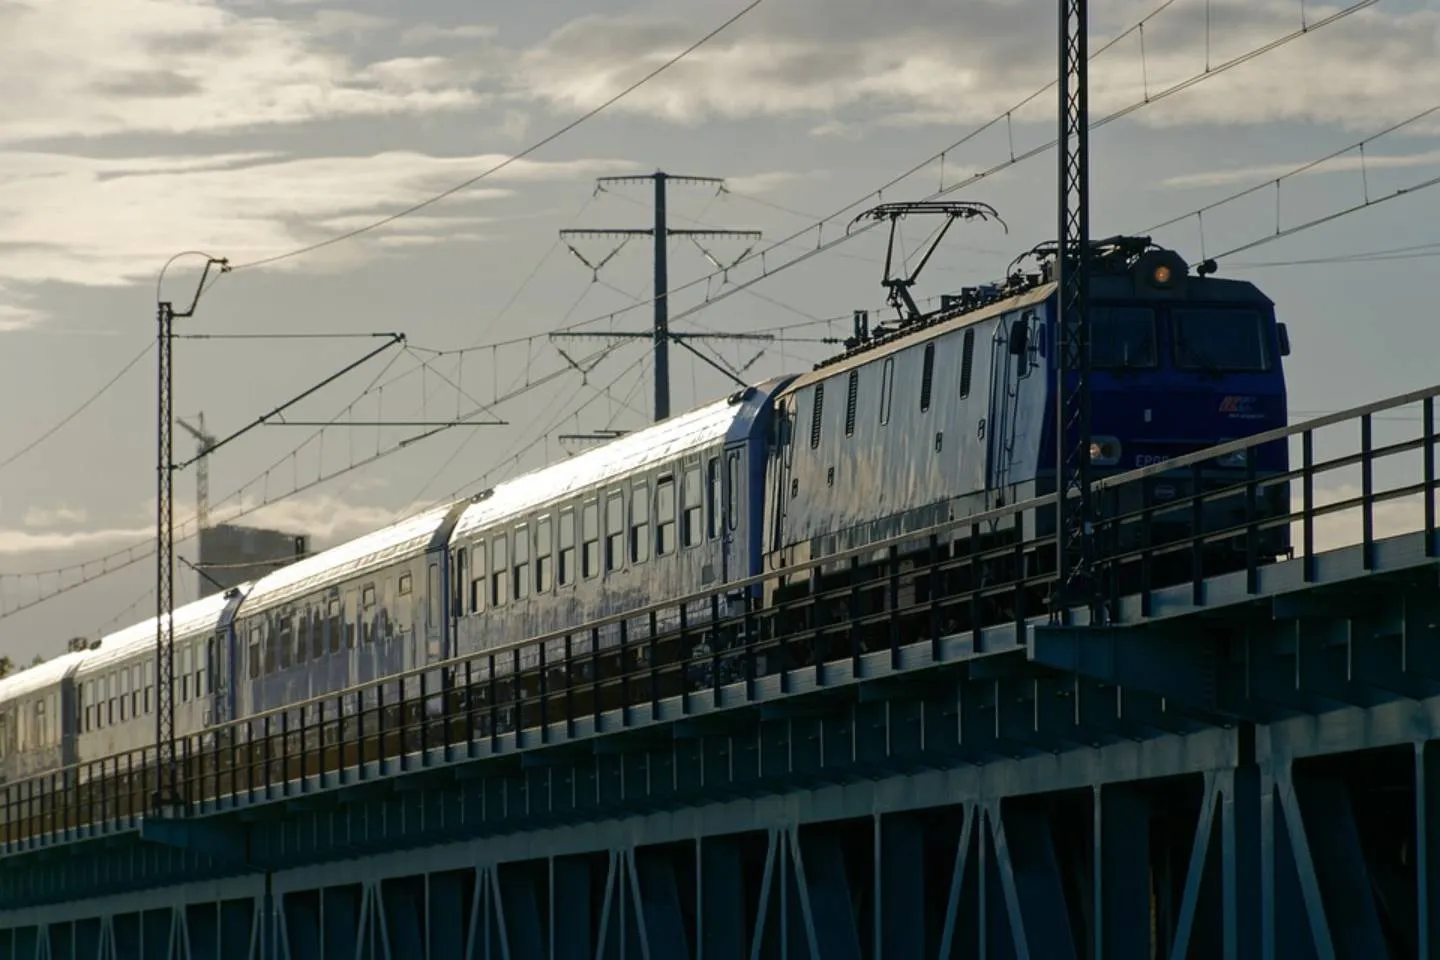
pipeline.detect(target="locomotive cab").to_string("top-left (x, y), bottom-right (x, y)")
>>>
top-left (1036, 239), bottom-right (1292, 578)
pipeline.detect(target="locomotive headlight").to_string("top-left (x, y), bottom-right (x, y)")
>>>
top-left (1153, 264), bottom-right (1172, 285)
top-left (1089, 435), bottom-right (1122, 466)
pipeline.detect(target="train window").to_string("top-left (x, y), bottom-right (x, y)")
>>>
top-left (280, 616), bottom-right (295, 667)
top-left (606, 493), bottom-right (625, 572)
top-left (537, 516), bottom-right (554, 593)
top-left (683, 465), bottom-right (703, 547)
top-left (328, 598), bottom-right (341, 654)
top-left (399, 572), bottom-right (412, 596)
top-left (453, 548), bottom-right (468, 617)
top-left (582, 501), bottom-right (600, 579)
top-left (1172, 308), bottom-right (1268, 372)
top-left (132, 664), bottom-right (142, 715)
top-left (1091, 306), bottom-right (1157, 369)
top-left (491, 535), bottom-right (509, 607)
top-left (310, 608), bottom-right (324, 660)
top-left (809, 383), bottom-right (824, 449)
top-left (920, 342), bottom-right (936, 411)
top-left (381, 578), bottom-right (395, 642)
top-left (656, 476), bottom-right (676, 556)
top-left (295, 615), bottom-right (309, 665)
top-left (707, 458), bottom-right (721, 540)
top-left (514, 525), bottom-right (530, 601)
top-left (247, 624), bottom-right (262, 676)
top-left (145, 661), bottom-right (154, 714)
top-left (472, 542), bottom-right (487, 613)
top-left (558, 509), bottom-right (576, 587)
top-left (844, 369), bottom-right (859, 437)
top-left (426, 564), bottom-right (440, 629)
top-left (630, 484), bottom-right (650, 564)
top-left (960, 328), bottom-right (976, 398)
top-left (345, 591), bottom-right (357, 648)
top-left (879, 357), bottom-right (895, 425)
top-left (726, 451), bottom-right (741, 532)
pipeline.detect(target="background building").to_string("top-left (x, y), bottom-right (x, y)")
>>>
top-left (196, 524), bottom-right (308, 598)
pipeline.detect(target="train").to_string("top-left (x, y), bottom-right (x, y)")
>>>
top-left (0, 235), bottom-right (1292, 792)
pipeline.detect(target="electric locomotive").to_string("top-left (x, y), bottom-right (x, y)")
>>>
top-left (762, 236), bottom-right (1290, 633)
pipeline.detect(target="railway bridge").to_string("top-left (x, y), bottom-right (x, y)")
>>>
top-left (3, 384), bottom-right (1440, 959)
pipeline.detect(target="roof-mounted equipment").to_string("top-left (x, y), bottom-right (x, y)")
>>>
top-left (850, 201), bottom-right (1008, 329)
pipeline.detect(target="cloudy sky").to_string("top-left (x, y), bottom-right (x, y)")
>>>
top-left (1, 0), bottom-right (1438, 660)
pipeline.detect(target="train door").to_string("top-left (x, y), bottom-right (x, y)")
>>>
top-left (987, 311), bottom-right (1041, 497)
top-left (987, 315), bottom-right (1020, 495)
top-left (766, 400), bottom-right (794, 563)
top-left (209, 587), bottom-right (246, 728)
top-left (423, 554), bottom-right (445, 665)
top-left (725, 442), bottom-right (747, 578)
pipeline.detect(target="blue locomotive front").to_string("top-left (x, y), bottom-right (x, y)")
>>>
top-left (1029, 240), bottom-right (1292, 580)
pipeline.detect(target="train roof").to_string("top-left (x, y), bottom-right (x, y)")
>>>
top-left (780, 281), bottom-right (1056, 395)
top-left (238, 502), bottom-right (458, 616)
top-left (0, 650), bottom-right (87, 703)
top-left (77, 587), bottom-right (243, 675)
top-left (451, 379), bottom-right (785, 543)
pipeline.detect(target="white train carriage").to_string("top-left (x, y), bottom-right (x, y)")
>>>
top-left (73, 588), bottom-right (241, 781)
top-left (231, 499), bottom-right (470, 725)
top-left (446, 380), bottom-right (788, 707)
top-left (0, 651), bottom-right (85, 788)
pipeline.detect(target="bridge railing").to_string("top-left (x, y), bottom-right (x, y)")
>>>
top-left (2, 381), bottom-right (1438, 853)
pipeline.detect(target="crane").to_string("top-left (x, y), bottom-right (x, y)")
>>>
top-left (176, 413), bottom-right (215, 534)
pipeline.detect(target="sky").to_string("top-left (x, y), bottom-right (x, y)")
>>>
top-left (1, 0), bottom-right (1438, 661)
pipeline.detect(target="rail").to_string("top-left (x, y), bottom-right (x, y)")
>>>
top-left (1, 381), bottom-right (1437, 853)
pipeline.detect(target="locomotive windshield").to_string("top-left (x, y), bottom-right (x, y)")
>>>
top-left (1173, 308), bottom-right (1270, 372)
top-left (1091, 306), bottom-right (1157, 369)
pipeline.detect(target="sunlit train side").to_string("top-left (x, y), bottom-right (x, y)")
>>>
top-left (0, 651), bottom-right (84, 786)
top-left (446, 378), bottom-right (790, 671)
top-left (72, 589), bottom-right (241, 778)
top-left (764, 238), bottom-right (1291, 612)
top-left (229, 500), bottom-right (469, 720)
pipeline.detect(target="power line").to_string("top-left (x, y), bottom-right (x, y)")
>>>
top-left (1140, 103), bottom-right (1440, 249)
top-left (0, 342), bottom-right (612, 619)
top-left (1230, 242), bottom-right (1440, 269)
top-left (0, 341), bottom-right (152, 474)
top-left (226, 0), bottom-right (768, 273)
top-left (550, 0), bottom-right (1374, 340)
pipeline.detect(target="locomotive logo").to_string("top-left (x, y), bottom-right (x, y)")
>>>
top-left (1219, 395), bottom-right (1263, 420)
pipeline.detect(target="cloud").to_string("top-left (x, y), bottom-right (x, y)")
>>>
top-left (400, 23), bottom-right (499, 47)
top-left (0, 488), bottom-right (420, 558)
top-left (0, 0), bottom-right (490, 143)
top-left (0, 295), bottom-right (46, 332)
top-left (506, 0), bottom-right (1440, 134)
top-left (0, 150), bottom-right (633, 288)
top-left (1160, 148), bottom-right (1440, 190)
top-left (22, 505), bottom-right (89, 528)
top-left (725, 171), bottom-right (815, 195)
